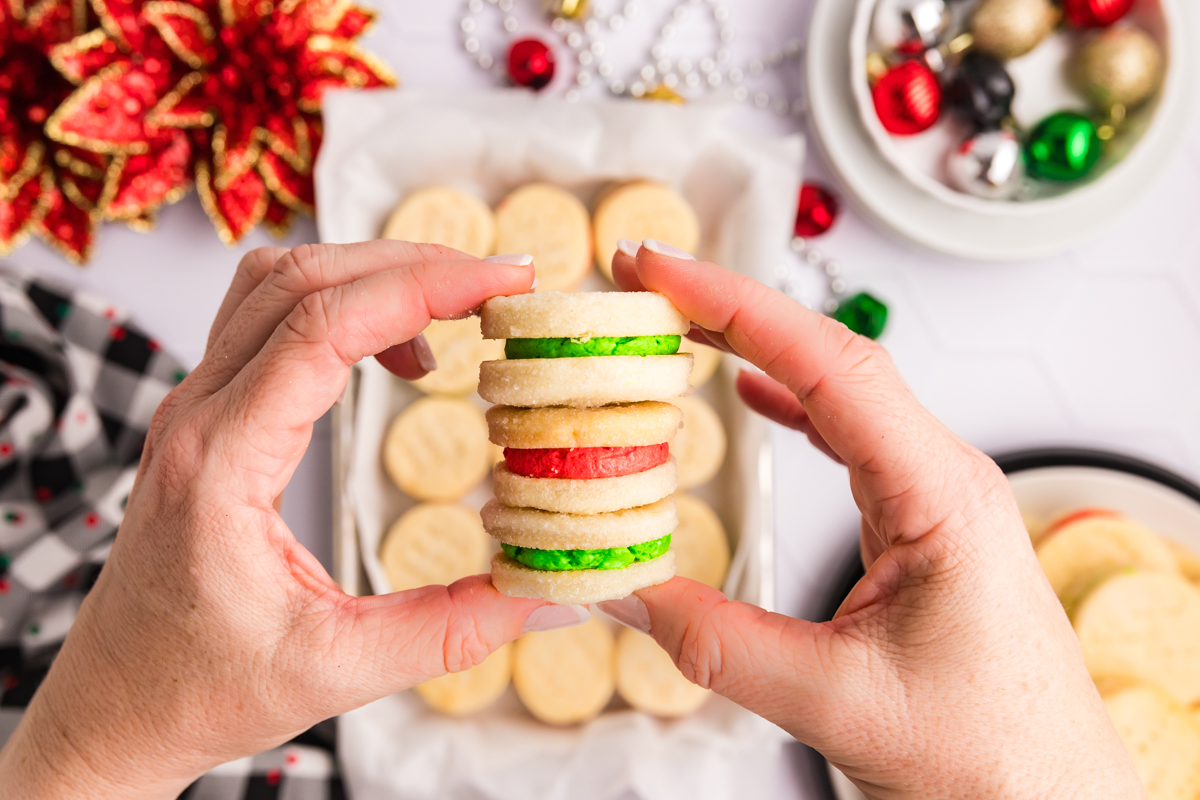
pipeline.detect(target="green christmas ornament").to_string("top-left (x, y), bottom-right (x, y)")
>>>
top-left (1024, 112), bottom-right (1102, 181)
top-left (834, 293), bottom-right (889, 340)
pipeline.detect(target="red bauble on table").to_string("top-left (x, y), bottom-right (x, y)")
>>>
top-left (873, 61), bottom-right (941, 135)
top-left (794, 183), bottom-right (840, 237)
top-left (507, 38), bottom-right (556, 90)
top-left (1062, 0), bottom-right (1135, 28)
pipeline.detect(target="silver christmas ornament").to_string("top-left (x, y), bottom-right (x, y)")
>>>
top-left (872, 0), bottom-right (952, 54)
top-left (947, 129), bottom-right (1025, 199)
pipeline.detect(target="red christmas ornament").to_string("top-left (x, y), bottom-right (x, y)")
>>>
top-left (507, 38), bottom-right (556, 90)
top-left (1062, 0), bottom-right (1134, 27)
top-left (0, 0), bottom-right (113, 263)
top-left (872, 61), bottom-right (941, 135)
top-left (794, 183), bottom-right (839, 237)
top-left (47, 0), bottom-right (395, 245)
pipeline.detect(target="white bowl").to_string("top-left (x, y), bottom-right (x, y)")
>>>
top-left (850, 0), bottom-right (1181, 216)
top-left (808, 0), bottom-right (1196, 259)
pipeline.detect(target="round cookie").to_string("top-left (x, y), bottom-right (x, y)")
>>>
top-left (494, 550), bottom-right (676, 606)
top-left (494, 184), bottom-right (592, 292)
top-left (379, 502), bottom-right (489, 591)
top-left (593, 182), bottom-right (700, 281)
top-left (670, 396), bottom-right (726, 489)
top-left (382, 186), bottom-right (495, 258)
top-left (482, 291), bottom-right (690, 340)
top-left (384, 397), bottom-right (490, 500)
top-left (677, 336), bottom-right (721, 387)
top-left (513, 615), bottom-right (615, 725)
top-left (487, 403), bottom-right (682, 449)
top-left (671, 494), bottom-right (731, 589)
top-left (615, 628), bottom-right (709, 717)
top-left (482, 497), bottom-right (677, 550)
top-left (493, 459), bottom-right (677, 515)
top-left (411, 318), bottom-right (505, 396)
top-left (479, 354), bottom-right (693, 408)
top-left (414, 643), bottom-right (512, 716)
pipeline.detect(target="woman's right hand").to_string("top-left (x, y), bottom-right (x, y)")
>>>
top-left (601, 241), bottom-right (1144, 800)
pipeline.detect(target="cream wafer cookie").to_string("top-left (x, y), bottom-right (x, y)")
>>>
top-left (494, 184), bottom-right (592, 292)
top-left (512, 615), bottom-right (615, 724)
top-left (493, 550), bottom-right (676, 606)
top-left (479, 354), bottom-right (693, 408)
top-left (481, 291), bottom-right (690, 340)
top-left (482, 497), bottom-right (677, 550)
top-left (487, 403), bottom-right (683, 449)
top-left (493, 459), bottom-right (676, 515)
top-left (382, 186), bottom-right (495, 258)
top-left (592, 182), bottom-right (700, 282)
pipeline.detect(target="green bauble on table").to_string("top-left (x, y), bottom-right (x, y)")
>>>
top-left (1024, 112), bottom-right (1103, 181)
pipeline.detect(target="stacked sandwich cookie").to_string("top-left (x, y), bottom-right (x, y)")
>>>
top-left (478, 292), bottom-right (693, 605)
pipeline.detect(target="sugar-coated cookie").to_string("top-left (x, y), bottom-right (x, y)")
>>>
top-left (414, 643), bottom-right (512, 716)
top-left (478, 354), bottom-right (693, 408)
top-left (592, 182), bottom-right (700, 281)
top-left (481, 291), bottom-right (690, 340)
top-left (512, 615), bottom-right (615, 725)
top-left (494, 550), bottom-right (676, 606)
top-left (379, 502), bottom-right (489, 591)
top-left (494, 184), bottom-right (592, 292)
top-left (384, 397), bottom-right (490, 500)
top-left (411, 318), bottom-right (505, 396)
top-left (482, 497), bottom-right (677, 550)
top-left (670, 396), bottom-right (727, 489)
top-left (492, 459), bottom-right (677, 515)
top-left (382, 186), bottom-right (495, 258)
top-left (615, 628), bottom-right (709, 717)
top-left (677, 336), bottom-right (721, 387)
top-left (671, 493), bottom-right (731, 589)
top-left (486, 403), bottom-right (682, 449)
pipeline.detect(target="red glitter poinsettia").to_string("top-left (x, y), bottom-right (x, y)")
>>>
top-left (47, 0), bottom-right (394, 244)
top-left (0, 0), bottom-right (114, 263)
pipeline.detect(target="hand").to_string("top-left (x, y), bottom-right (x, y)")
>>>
top-left (0, 242), bottom-right (587, 800)
top-left (599, 242), bottom-right (1143, 800)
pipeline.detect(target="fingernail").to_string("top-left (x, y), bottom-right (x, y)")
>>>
top-left (642, 239), bottom-right (695, 261)
top-left (616, 238), bottom-right (640, 258)
top-left (530, 276), bottom-right (539, 290)
top-left (522, 603), bottom-right (590, 634)
top-left (484, 253), bottom-right (534, 267)
top-left (412, 332), bottom-right (437, 372)
top-left (597, 595), bottom-right (651, 635)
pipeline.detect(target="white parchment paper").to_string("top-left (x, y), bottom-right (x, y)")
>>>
top-left (316, 90), bottom-right (802, 800)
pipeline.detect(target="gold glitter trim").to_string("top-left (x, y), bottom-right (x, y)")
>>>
top-left (49, 29), bottom-right (113, 85)
top-left (143, 1), bottom-right (216, 70)
top-left (257, 155), bottom-right (312, 215)
top-left (212, 123), bottom-right (266, 190)
top-left (33, 168), bottom-right (98, 265)
top-left (145, 70), bottom-right (213, 129)
top-left (90, 0), bottom-right (128, 49)
top-left (195, 159), bottom-right (269, 246)
top-left (1, 141), bottom-right (46, 201)
top-left (260, 115), bottom-right (311, 173)
top-left (46, 62), bottom-right (152, 154)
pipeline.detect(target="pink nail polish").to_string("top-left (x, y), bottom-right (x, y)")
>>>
top-left (616, 238), bottom-right (640, 258)
top-left (641, 239), bottom-right (695, 261)
top-left (412, 332), bottom-right (437, 372)
top-left (597, 595), bottom-right (652, 635)
top-left (484, 253), bottom-right (534, 266)
top-left (522, 604), bottom-right (590, 634)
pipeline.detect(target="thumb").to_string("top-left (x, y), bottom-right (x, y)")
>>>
top-left (334, 575), bottom-right (588, 704)
top-left (600, 577), bottom-right (859, 745)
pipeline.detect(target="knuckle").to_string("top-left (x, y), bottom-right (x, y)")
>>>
top-left (674, 606), bottom-right (730, 691)
top-left (271, 243), bottom-right (342, 294)
top-left (149, 417), bottom-right (205, 498)
top-left (238, 246), bottom-right (284, 284)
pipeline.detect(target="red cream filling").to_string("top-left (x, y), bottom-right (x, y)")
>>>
top-left (504, 443), bottom-right (670, 479)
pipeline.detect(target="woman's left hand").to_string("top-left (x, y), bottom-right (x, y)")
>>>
top-left (0, 242), bottom-right (582, 800)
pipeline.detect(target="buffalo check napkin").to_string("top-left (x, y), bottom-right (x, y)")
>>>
top-left (0, 267), bottom-right (342, 800)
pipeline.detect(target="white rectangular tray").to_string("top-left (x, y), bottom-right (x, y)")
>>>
top-left (317, 90), bottom-right (801, 800)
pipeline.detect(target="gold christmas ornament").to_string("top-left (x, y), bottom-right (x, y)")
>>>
top-left (1074, 28), bottom-right (1164, 113)
top-left (544, 0), bottom-right (589, 20)
top-left (970, 0), bottom-right (1060, 60)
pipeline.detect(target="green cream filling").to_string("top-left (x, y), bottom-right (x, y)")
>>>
top-left (504, 335), bottom-right (681, 359)
top-left (501, 534), bottom-right (671, 571)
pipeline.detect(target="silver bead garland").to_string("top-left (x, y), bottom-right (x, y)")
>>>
top-left (460, 0), bottom-right (807, 116)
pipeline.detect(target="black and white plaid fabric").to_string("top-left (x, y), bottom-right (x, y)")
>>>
top-left (0, 267), bottom-right (342, 799)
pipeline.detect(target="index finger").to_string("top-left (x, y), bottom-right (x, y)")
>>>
top-left (630, 244), bottom-right (1005, 544)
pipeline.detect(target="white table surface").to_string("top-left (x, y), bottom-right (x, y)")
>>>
top-left (11, 1), bottom-right (1200, 797)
